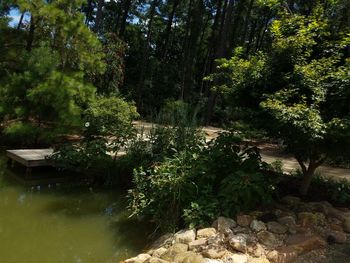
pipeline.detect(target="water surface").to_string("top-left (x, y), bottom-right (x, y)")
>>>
top-left (0, 158), bottom-right (151, 263)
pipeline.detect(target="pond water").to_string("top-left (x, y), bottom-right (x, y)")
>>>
top-left (0, 157), bottom-right (152, 263)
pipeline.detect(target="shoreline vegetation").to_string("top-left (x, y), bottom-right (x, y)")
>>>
top-left (1, 1), bottom-right (350, 262)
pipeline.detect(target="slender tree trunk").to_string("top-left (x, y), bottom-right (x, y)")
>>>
top-left (17, 12), bottom-right (25, 30)
top-left (93, 0), bottom-right (104, 33)
top-left (245, 18), bottom-right (257, 55)
top-left (136, 0), bottom-right (158, 111)
top-left (85, 0), bottom-right (93, 25)
top-left (119, 0), bottom-right (132, 38)
top-left (255, 10), bottom-right (272, 51)
top-left (180, 0), bottom-right (205, 101)
top-left (240, 0), bottom-right (254, 46)
top-left (160, 0), bottom-right (180, 60)
top-left (26, 15), bottom-right (35, 51)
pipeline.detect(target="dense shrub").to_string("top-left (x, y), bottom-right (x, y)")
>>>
top-left (128, 131), bottom-right (276, 230)
top-left (50, 96), bottom-right (138, 180)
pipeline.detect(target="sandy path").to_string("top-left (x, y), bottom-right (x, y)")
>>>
top-left (133, 121), bottom-right (350, 181)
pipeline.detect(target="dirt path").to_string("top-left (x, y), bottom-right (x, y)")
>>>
top-left (133, 121), bottom-right (350, 182)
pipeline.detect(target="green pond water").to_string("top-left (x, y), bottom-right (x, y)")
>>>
top-left (0, 158), bottom-right (151, 263)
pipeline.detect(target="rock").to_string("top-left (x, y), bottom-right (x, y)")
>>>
top-left (281, 196), bottom-right (301, 206)
top-left (248, 258), bottom-right (270, 263)
top-left (297, 212), bottom-right (326, 228)
top-left (181, 254), bottom-right (204, 263)
top-left (285, 234), bottom-right (326, 254)
top-left (237, 215), bottom-right (253, 227)
top-left (173, 251), bottom-right (203, 263)
top-left (250, 220), bottom-right (266, 232)
top-left (189, 238), bottom-right (208, 250)
top-left (197, 228), bottom-right (217, 239)
top-left (230, 253), bottom-right (248, 263)
top-left (202, 259), bottom-right (222, 263)
top-left (125, 254), bottom-right (151, 263)
top-left (327, 231), bottom-right (347, 244)
top-left (145, 257), bottom-right (170, 263)
top-left (161, 243), bottom-right (189, 261)
top-left (207, 233), bottom-right (225, 246)
top-left (267, 247), bottom-right (298, 263)
top-left (267, 221), bottom-right (288, 234)
top-left (277, 216), bottom-right (296, 227)
top-left (252, 243), bottom-right (265, 257)
top-left (175, 229), bottom-right (196, 244)
top-left (326, 207), bottom-right (349, 221)
top-left (258, 213), bottom-right (278, 223)
top-left (202, 248), bottom-right (227, 259)
top-left (152, 247), bottom-right (168, 258)
top-left (228, 233), bottom-right (248, 253)
top-left (329, 223), bottom-right (343, 232)
top-left (213, 217), bottom-right (237, 233)
top-left (343, 218), bottom-right (350, 233)
top-left (151, 233), bottom-right (175, 249)
top-left (257, 231), bottom-right (279, 248)
top-left (233, 226), bottom-right (251, 234)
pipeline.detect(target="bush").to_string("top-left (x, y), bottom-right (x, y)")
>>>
top-left (51, 95), bottom-right (138, 181)
top-left (128, 131), bottom-right (277, 230)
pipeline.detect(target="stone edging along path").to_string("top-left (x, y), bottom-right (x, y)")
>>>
top-left (122, 196), bottom-right (350, 263)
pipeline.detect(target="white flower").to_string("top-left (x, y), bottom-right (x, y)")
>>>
top-left (85, 122), bottom-right (90, 128)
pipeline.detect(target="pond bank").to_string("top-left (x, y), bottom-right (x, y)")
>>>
top-left (123, 195), bottom-right (350, 263)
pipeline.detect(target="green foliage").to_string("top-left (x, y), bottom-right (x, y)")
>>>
top-left (209, 7), bottom-right (350, 195)
top-left (84, 96), bottom-right (139, 152)
top-left (128, 131), bottom-right (276, 230)
top-left (0, 0), bottom-right (105, 146)
top-left (51, 96), bottom-right (138, 177)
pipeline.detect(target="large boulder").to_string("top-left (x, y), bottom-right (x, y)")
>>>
top-left (285, 234), bottom-right (326, 254)
top-left (228, 233), bottom-right (248, 253)
top-left (327, 231), bottom-right (347, 244)
top-left (125, 254), bottom-right (152, 263)
top-left (202, 247), bottom-right (227, 259)
top-left (257, 231), bottom-right (279, 248)
top-left (277, 216), bottom-right (296, 227)
top-left (212, 217), bottom-right (237, 233)
top-left (250, 220), bottom-right (267, 232)
top-left (197, 228), bottom-right (217, 239)
top-left (145, 258), bottom-right (170, 263)
top-left (189, 238), bottom-right (208, 251)
top-left (267, 221), bottom-right (288, 234)
top-left (161, 243), bottom-right (189, 262)
top-left (175, 229), bottom-right (196, 244)
top-left (237, 215), bottom-right (253, 227)
top-left (343, 218), bottom-right (350, 233)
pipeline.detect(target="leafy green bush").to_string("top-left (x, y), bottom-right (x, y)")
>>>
top-left (51, 96), bottom-right (138, 179)
top-left (128, 131), bottom-right (276, 230)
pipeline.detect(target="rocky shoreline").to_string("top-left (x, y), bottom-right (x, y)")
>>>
top-left (122, 196), bottom-right (350, 263)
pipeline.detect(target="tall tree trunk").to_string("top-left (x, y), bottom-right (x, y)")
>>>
top-left (93, 0), bottom-right (104, 33)
top-left (85, 0), bottom-right (93, 25)
top-left (119, 0), bottom-right (132, 38)
top-left (240, 0), bottom-right (254, 46)
top-left (160, 0), bottom-right (180, 60)
top-left (136, 0), bottom-right (159, 111)
top-left (180, 0), bottom-right (205, 100)
top-left (26, 15), bottom-right (35, 51)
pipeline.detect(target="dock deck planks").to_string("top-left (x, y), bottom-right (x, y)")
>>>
top-left (6, 149), bottom-right (54, 168)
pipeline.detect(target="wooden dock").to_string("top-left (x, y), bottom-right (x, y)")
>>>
top-left (6, 149), bottom-right (54, 174)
